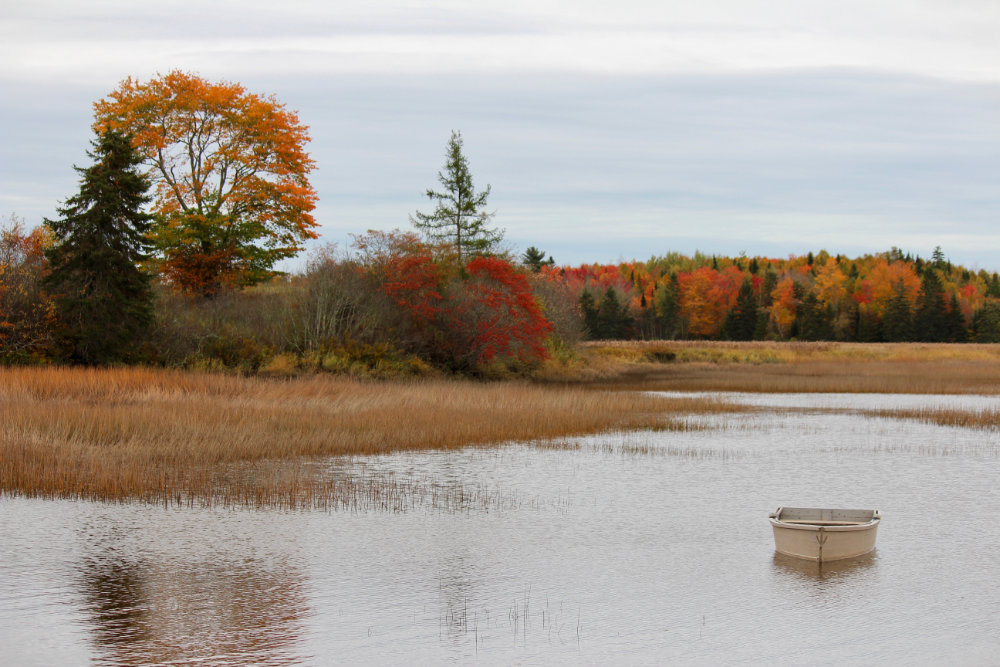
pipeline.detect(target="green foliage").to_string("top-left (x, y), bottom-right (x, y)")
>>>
top-left (43, 130), bottom-right (154, 364)
top-left (724, 277), bottom-right (758, 341)
top-left (971, 302), bottom-right (1000, 343)
top-left (654, 274), bottom-right (682, 339)
top-left (881, 281), bottom-right (914, 342)
top-left (410, 131), bottom-right (502, 262)
top-left (522, 246), bottom-right (554, 272)
top-left (914, 269), bottom-right (948, 342)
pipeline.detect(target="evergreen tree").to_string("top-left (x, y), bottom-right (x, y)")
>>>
top-left (410, 131), bottom-right (502, 262)
top-left (579, 290), bottom-right (599, 339)
top-left (931, 246), bottom-right (946, 268)
top-left (521, 246), bottom-right (552, 272)
top-left (881, 280), bottom-right (913, 342)
top-left (987, 273), bottom-right (1000, 298)
top-left (43, 130), bottom-right (154, 363)
top-left (970, 302), bottom-right (1000, 343)
top-left (725, 277), bottom-right (758, 340)
top-left (914, 269), bottom-right (948, 342)
top-left (654, 274), bottom-right (682, 339)
top-left (945, 293), bottom-right (967, 342)
top-left (595, 287), bottom-right (633, 339)
top-left (797, 291), bottom-right (832, 341)
top-left (759, 269), bottom-right (778, 308)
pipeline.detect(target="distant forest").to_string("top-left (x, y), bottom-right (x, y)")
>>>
top-left (542, 246), bottom-right (1000, 344)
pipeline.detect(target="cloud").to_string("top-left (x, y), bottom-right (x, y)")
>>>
top-left (1, 1), bottom-right (998, 271)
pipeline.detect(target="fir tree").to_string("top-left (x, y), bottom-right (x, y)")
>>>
top-left (44, 130), bottom-right (154, 363)
top-left (411, 131), bottom-right (502, 262)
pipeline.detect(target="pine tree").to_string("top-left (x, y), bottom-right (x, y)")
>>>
top-left (411, 131), bottom-right (502, 262)
top-left (521, 246), bottom-right (552, 272)
top-left (43, 130), bottom-right (154, 363)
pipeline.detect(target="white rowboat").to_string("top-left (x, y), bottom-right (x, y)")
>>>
top-left (769, 507), bottom-right (881, 562)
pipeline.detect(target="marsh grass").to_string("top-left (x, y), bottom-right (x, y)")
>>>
top-left (0, 366), bottom-right (740, 508)
top-left (545, 341), bottom-right (1000, 395)
top-left (860, 407), bottom-right (1000, 432)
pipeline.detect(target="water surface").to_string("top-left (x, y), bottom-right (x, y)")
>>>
top-left (2, 392), bottom-right (999, 665)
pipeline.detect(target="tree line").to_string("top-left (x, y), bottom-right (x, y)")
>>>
top-left (554, 249), bottom-right (1000, 343)
top-left (2, 70), bottom-right (999, 373)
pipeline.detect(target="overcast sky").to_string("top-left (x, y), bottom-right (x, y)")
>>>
top-left (2, 1), bottom-right (998, 270)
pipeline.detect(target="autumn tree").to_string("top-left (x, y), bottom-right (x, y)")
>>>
top-left (411, 131), bottom-right (502, 262)
top-left (93, 70), bottom-right (318, 295)
top-left (0, 216), bottom-right (55, 361)
top-left (43, 130), bottom-right (154, 363)
top-left (442, 257), bottom-right (553, 370)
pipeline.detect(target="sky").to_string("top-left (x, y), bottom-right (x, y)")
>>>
top-left (2, 0), bottom-right (999, 271)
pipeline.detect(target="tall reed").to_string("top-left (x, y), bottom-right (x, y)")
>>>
top-left (0, 366), bottom-right (734, 507)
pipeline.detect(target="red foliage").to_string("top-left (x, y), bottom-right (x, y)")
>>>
top-left (444, 257), bottom-right (553, 368)
top-left (379, 252), bottom-right (443, 326)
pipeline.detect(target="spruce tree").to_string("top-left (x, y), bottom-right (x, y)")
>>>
top-left (44, 129), bottom-right (154, 363)
top-left (595, 287), bottom-right (633, 339)
top-left (411, 131), bottom-right (502, 263)
top-left (945, 294), bottom-right (968, 342)
top-left (914, 269), bottom-right (948, 341)
top-left (654, 274), bottom-right (682, 339)
top-left (726, 277), bottom-right (759, 340)
top-left (971, 302), bottom-right (1000, 343)
top-left (881, 281), bottom-right (913, 342)
top-left (579, 290), bottom-right (599, 339)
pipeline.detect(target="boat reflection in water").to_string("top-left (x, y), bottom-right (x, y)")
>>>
top-left (771, 549), bottom-right (878, 582)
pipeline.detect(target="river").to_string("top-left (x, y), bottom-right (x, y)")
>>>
top-left (2, 392), bottom-right (999, 665)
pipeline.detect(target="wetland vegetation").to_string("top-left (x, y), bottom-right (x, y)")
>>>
top-left (3, 341), bottom-right (999, 508)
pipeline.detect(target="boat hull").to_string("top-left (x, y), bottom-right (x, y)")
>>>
top-left (769, 507), bottom-right (880, 562)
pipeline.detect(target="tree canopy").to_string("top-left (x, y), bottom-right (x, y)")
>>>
top-left (93, 70), bottom-right (318, 295)
top-left (410, 131), bottom-right (502, 262)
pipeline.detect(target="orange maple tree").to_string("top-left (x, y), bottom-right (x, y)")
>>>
top-left (93, 70), bottom-right (318, 294)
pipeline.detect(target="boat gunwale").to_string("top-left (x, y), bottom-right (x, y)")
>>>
top-left (768, 507), bottom-right (881, 532)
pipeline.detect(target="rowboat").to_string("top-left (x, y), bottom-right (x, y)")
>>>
top-left (769, 507), bottom-right (881, 562)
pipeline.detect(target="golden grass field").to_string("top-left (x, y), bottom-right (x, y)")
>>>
top-left (556, 341), bottom-right (1000, 395)
top-left (3, 341), bottom-right (998, 507)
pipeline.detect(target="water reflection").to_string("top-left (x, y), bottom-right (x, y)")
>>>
top-left (77, 553), bottom-right (310, 665)
top-left (771, 550), bottom-right (877, 582)
top-left (4, 391), bottom-right (1000, 664)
